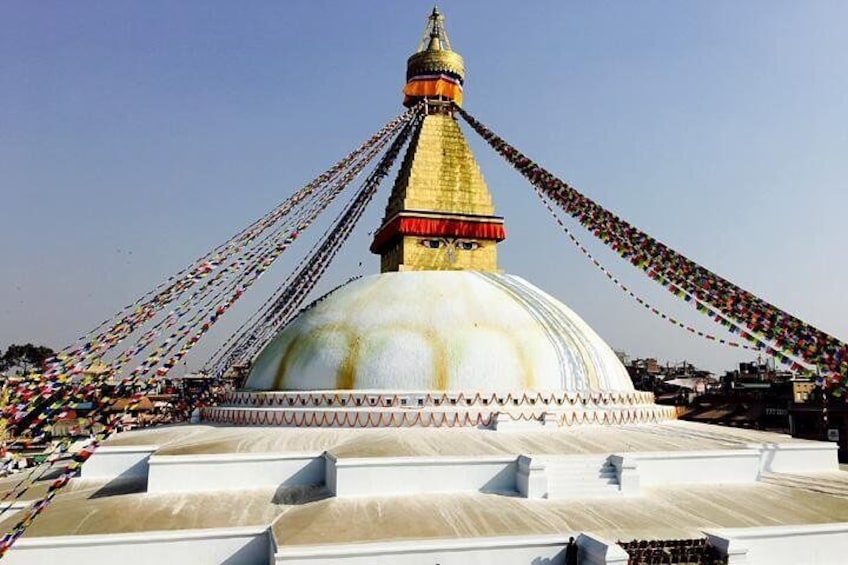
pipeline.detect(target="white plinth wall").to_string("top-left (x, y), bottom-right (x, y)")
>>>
top-left (8, 527), bottom-right (273, 565)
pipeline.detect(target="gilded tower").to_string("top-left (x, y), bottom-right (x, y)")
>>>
top-left (370, 7), bottom-right (506, 272)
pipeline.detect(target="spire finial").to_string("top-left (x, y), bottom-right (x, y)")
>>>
top-left (417, 5), bottom-right (451, 52)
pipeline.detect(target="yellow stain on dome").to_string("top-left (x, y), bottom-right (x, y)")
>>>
top-left (430, 328), bottom-right (449, 390)
top-left (336, 336), bottom-right (360, 389)
top-left (273, 332), bottom-right (300, 390)
top-left (270, 320), bottom-right (542, 391)
top-left (273, 325), bottom-right (356, 390)
top-left (519, 343), bottom-right (535, 390)
top-left (274, 276), bottom-right (389, 390)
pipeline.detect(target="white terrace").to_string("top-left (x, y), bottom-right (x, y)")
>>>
top-left (2, 420), bottom-right (846, 565)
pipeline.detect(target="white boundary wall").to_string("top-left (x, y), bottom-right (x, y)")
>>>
top-left (274, 534), bottom-right (578, 565)
top-left (577, 533), bottom-right (630, 565)
top-left (147, 452), bottom-right (324, 493)
top-left (752, 442), bottom-right (838, 474)
top-left (610, 442), bottom-right (838, 495)
top-left (6, 526), bottom-right (273, 565)
top-left (326, 453), bottom-right (517, 497)
top-left (81, 445), bottom-right (158, 481)
top-left (705, 522), bottom-right (848, 565)
top-left (611, 449), bottom-right (760, 493)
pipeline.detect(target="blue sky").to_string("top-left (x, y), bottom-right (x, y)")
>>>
top-left (2, 1), bottom-right (846, 373)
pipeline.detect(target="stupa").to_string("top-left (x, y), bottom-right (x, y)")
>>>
top-left (225, 7), bottom-right (668, 430)
top-left (3, 9), bottom-right (847, 565)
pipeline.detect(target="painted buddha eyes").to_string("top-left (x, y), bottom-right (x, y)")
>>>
top-left (420, 239), bottom-right (443, 249)
top-left (418, 238), bottom-right (480, 251)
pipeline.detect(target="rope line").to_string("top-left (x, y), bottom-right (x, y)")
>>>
top-left (212, 112), bottom-right (422, 375)
top-left (532, 187), bottom-right (764, 352)
top-left (0, 107), bottom-right (421, 557)
top-left (455, 105), bottom-right (843, 381)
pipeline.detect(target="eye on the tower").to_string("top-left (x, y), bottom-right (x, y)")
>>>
top-left (419, 238), bottom-right (444, 249)
top-left (455, 240), bottom-right (480, 251)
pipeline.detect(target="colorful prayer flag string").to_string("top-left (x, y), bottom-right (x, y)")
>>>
top-left (456, 104), bottom-right (839, 381)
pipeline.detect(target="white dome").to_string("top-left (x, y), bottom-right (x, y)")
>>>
top-left (246, 271), bottom-right (634, 392)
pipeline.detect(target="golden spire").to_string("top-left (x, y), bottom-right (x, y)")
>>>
top-left (372, 8), bottom-right (505, 273)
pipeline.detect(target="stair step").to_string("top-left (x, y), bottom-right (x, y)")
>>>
top-left (548, 485), bottom-right (618, 492)
top-left (543, 458), bottom-right (622, 499)
top-left (549, 487), bottom-right (619, 494)
top-left (550, 480), bottom-right (620, 488)
top-left (549, 478), bottom-right (618, 485)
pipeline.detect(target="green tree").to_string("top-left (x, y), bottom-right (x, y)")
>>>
top-left (0, 343), bottom-right (56, 375)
